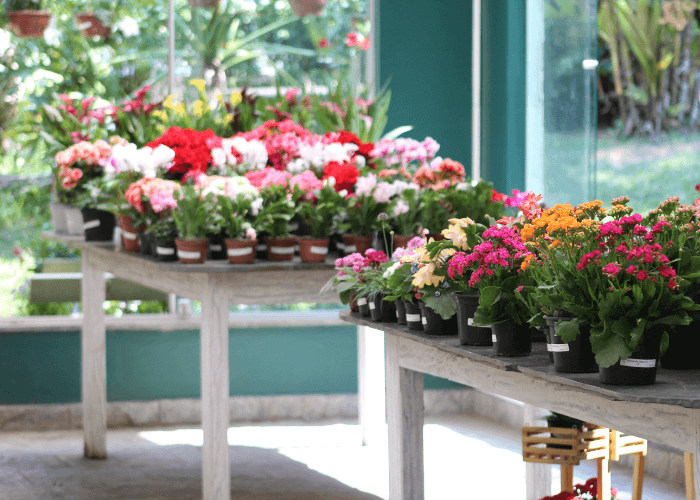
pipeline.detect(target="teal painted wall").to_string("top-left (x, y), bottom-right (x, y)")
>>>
top-left (480, 0), bottom-right (526, 194)
top-left (378, 0), bottom-right (472, 167)
top-left (0, 326), bottom-right (463, 405)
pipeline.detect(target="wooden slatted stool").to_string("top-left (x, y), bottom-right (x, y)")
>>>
top-left (609, 430), bottom-right (648, 500)
top-left (523, 424), bottom-right (610, 498)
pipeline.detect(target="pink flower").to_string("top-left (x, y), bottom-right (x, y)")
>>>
top-left (285, 88), bottom-right (299, 102)
top-left (515, 286), bottom-right (524, 292)
top-left (318, 37), bottom-right (330, 48)
top-left (360, 38), bottom-right (370, 50)
top-left (345, 32), bottom-right (359, 47)
top-left (602, 263), bottom-right (620, 278)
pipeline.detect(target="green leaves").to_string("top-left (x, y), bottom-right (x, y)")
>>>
top-left (422, 294), bottom-right (457, 320)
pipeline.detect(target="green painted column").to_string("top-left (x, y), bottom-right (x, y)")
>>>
top-left (480, 0), bottom-right (527, 194)
top-left (378, 0), bottom-right (472, 167)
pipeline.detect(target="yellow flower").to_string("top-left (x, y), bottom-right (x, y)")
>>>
top-left (163, 95), bottom-right (177, 110)
top-left (447, 217), bottom-right (475, 227)
top-left (189, 79), bottom-right (206, 94)
top-left (150, 110), bottom-right (168, 121)
top-left (230, 91), bottom-right (243, 106)
top-left (214, 90), bottom-right (224, 103)
top-left (412, 263), bottom-right (444, 288)
top-left (193, 100), bottom-right (204, 117)
top-left (174, 103), bottom-right (186, 116)
top-left (224, 113), bottom-right (234, 123)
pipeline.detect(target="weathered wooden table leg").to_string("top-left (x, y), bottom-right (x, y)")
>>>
top-left (81, 248), bottom-right (107, 459)
top-left (385, 334), bottom-right (424, 500)
top-left (358, 325), bottom-right (386, 446)
top-left (523, 404), bottom-right (551, 500)
top-left (201, 284), bottom-right (230, 500)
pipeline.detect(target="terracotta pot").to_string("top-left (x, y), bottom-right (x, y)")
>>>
top-left (392, 234), bottom-right (414, 250)
top-left (175, 238), bottom-right (208, 264)
top-left (8, 11), bottom-right (51, 38)
top-left (266, 237), bottom-right (296, 261)
top-left (118, 216), bottom-right (144, 253)
top-left (342, 234), bottom-right (373, 255)
top-left (75, 13), bottom-right (111, 38)
top-left (224, 238), bottom-right (257, 264)
top-left (298, 237), bottom-right (330, 262)
top-left (349, 291), bottom-right (359, 313)
top-left (288, 0), bottom-right (326, 16)
top-left (426, 232), bottom-right (445, 241)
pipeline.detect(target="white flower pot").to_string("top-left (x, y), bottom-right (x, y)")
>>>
top-left (49, 202), bottom-right (68, 233)
top-left (65, 206), bottom-right (85, 235)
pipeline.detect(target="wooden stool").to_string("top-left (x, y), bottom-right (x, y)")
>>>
top-left (685, 453), bottom-right (695, 500)
top-left (523, 424), bottom-right (648, 499)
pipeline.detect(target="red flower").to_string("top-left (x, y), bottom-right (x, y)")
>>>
top-left (318, 37), bottom-right (330, 48)
top-left (147, 127), bottom-right (215, 180)
top-left (323, 161), bottom-right (360, 193)
top-left (492, 189), bottom-right (504, 203)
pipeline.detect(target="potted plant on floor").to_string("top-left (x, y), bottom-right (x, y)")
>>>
top-left (5, 0), bottom-right (51, 38)
top-left (172, 182), bottom-right (219, 263)
top-left (294, 177), bottom-right (345, 262)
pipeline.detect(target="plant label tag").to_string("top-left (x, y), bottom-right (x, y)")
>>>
top-left (396, 311), bottom-right (400, 318)
top-left (83, 219), bottom-right (100, 230)
top-left (122, 230), bottom-right (138, 241)
top-left (369, 302), bottom-right (376, 310)
top-left (491, 334), bottom-right (497, 343)
top-left (270, 246), bottom-right (295, 254)
top-left (406, 314), bottom-right (420, 322)
top-left (548, 343), bottom-right (569, 352)
top-left (178, 250), bottom-right (201, 260)
top-left (422, 317), bottom-right (427, 325)
top-left (210, 244), bottom-right (222, 252)
top-left (620, 358), bottom-right (656, 368)
top-left (357, 298), bottom-right (367, 306)
top-left (345, 245), bottom-right (357, 253)
top-left (310, 246), bottom-right (329, 255)
top-left (227, 247), bottom-right (253, 257)
top-left (156, 246), bottom-right (175, 256)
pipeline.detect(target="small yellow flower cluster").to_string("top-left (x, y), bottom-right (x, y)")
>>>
top-left (441, 217), bottom-right (475, 251)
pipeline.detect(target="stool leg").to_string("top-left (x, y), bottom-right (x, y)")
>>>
top-left (632, 453), bottom-right (645, 500)
top-left (598, 457), bottom-right (611, 500)
top-left (685, 452), bottom-right (695, 500)
top-left (561, 464), bottom-right (574, 493)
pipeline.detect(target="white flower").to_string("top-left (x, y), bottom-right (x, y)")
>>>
top-left (383, 261), bottom-right (402, 279)
top-left (373, 181), bottom-right (395, 203)
top-left (231, 137), bottom-right (268, 171)
top-left (251, 197), bottom-right (264, 216)
top-left (211, 148), bottom-right (227, 168)
top-left (287, 158), bottom-right (307, 174)
top-left (354, 154), bottom-right (366, 169)
top-left (355, 173), bottom-right (377, 197)
top-left (393, 200), bottom-right (409, 216)
top-left (114, 16), bottom-right (140, 38)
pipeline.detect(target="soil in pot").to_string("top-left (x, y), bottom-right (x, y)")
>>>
top-left (492, 321), bottom-right (532, 357)
top-left (453, 292), bottom-right (492, 346)
top-left (342, 234), bottom-right (373, 255)
top-left (369, 293), bottom-right (397, 323)
top-left (418, 302), bottom-right (458, 336)
top-left (395, 300), bottom-right (407, 325)
top-left (207, 233), bottom-right (227, 260)
top-left (266, 237), bottom-right (296, 261)
top-left (660, 322), bottom-right (699, 370)
top-left (550, 323), bottom-right (598, 374)
top-left (224, 238), bottom-right (257, 264)
top-left (154, 238), bottom-right (178, 262)
top-left (298, 237), bottom-right (330, 262)
top-left (599, 327), bottom-right (663, 386)
top-left (80, 208), bottom-right (115, 242)
top-left (403, 301), bottom-right (423, 331)
top-left (175, 238), bottom-right (208, 264)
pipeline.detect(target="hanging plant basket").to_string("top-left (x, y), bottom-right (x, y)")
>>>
top-left (288, 0), bottom-right (327, 17)
top-left (188, 0), bottom-right (218, 7)
top-left (8, 10), bottom-right (51, 38)
top-left (75, 13), bottom-right (110, 38)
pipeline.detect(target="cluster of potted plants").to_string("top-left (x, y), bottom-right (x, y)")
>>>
top-left (329, 192), bottom-right (700, 387)
top-left (48, 82), bottom-right (511, 265)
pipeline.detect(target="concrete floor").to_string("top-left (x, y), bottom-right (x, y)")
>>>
top-left (0, 413), bottom-right (687, 500)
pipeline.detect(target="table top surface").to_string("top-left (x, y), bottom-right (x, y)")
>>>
top-left (340, 310), bottom-right (700, 409)
top-left (43, 231), bottom-right (339, 274)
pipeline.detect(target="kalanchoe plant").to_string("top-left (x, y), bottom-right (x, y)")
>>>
top-left (124, 177), bottom-right (181, 226)
top-left (53, 140), bottom-right (112, 207)
top-left (321, 249), bottom-right (389, 305)
top-left (172, 181), bottom-right (219, 241)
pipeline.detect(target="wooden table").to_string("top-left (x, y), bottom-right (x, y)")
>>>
top-left (45, 232), bottom-right (386, 500)
top-left (340, 310), bottom-right (700, 500)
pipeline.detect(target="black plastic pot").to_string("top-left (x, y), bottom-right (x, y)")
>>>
top-left (599, 327), bottom-right (663, 386)
top-left (369, 293), bottom-right (397, 323)
top-left (80, 208), bottom-right (115, 242)
top-left (418, 302), bottom-right (457, 336)
top-left (403, 301), bottom-right (423, 331)
top-left (492, 320), bottom-right (532, 357)
top-left (395, 300), bottom-right (407, 325)
top-left (154, 238), bottom-right (178, 262)
top-left (660, 322), bottom-right (699, 370)
top-left (357, 296), bottom-right (371, 317)
top-left (139, 232), bottom-right (157, 256)
top-left (550, 324), bottom-right (598, 374)
top-left (453, 292), bottom-right (492, 346)
top-left (546, 418), bottom-right (583, 449)
top-left (207, 233), bottom-right (227, 260)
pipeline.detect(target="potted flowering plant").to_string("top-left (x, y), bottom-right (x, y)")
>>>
top-left (145, 216), bottom-right (179, 261)
top-left (253, 185), bottom-right (297, 261)
top-left (462, 225), bottom-right (536, 356)
top-left (294, 177), bottom-right (345, 262)
top-left (382, 238), bottom-right (426, 326)
top-left (387, 185), bottom-right (423, 248)
top-left (5, 0), bottom-right (51, 38)
top-left (122, 176), bottom-right (180, 253)
top-left (172, 182), bottom-right (219, 263)
top-left (339, 173), bottom-right (388, 254)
